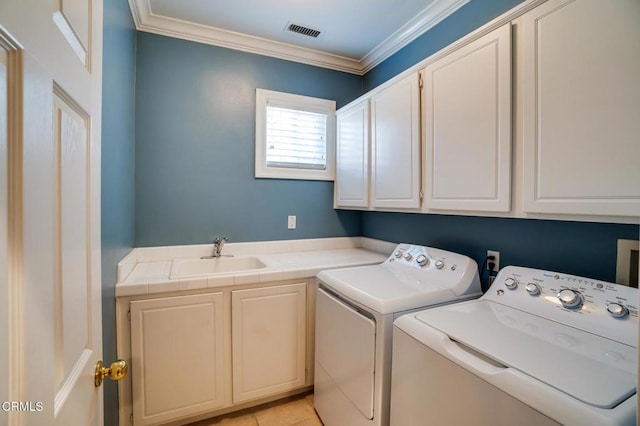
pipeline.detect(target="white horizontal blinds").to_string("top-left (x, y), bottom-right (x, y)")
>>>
top-left (265, 104), bottom-right (327, 170)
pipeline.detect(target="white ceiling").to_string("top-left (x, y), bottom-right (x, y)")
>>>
top-left (128, 0), bottom-right (470, 74)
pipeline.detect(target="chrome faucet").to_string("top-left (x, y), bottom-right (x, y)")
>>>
top-left (212, 237), bottom-right (228, 257)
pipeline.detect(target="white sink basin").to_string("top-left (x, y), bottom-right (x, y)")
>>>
top-left (171, 256), bottom-right (266, 279)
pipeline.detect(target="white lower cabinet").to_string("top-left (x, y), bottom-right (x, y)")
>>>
top-left (125, 282), bottom-right (311, 425)
top-left (130, 293), bottom-right (226, 426)
top-left (231, 283), bottom-right (307, 403)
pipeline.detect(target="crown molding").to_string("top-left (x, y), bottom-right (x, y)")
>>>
top-left (360, 0), bottom-right (470, 73)
top-left (128, 0), bottom-right (471, 75)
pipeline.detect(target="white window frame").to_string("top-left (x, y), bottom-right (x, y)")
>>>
top-left (255, 88), bottom-right (336, 181)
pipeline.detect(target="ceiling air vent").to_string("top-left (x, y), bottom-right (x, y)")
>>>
top-left (286, 23), bottom-right (321, 38)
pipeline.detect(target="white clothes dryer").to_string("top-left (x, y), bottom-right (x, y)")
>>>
top-left (314, 243), bottom-right (481, 426)
top-left (391, 266), bottom-right (638, 426)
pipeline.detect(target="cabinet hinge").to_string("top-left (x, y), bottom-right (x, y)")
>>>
top-left (419, 191), bottom-right (424, 201)
top-left (130, 413), bottom-right (133, 424)
top-left (127, 309), bottom-right (131, 322)
top-left (418, 73), bottom-right (423, 89)
top-left (305, 368), bottom-right (308, 382)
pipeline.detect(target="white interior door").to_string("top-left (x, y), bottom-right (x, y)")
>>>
top-left (0, 0), bottom-right (104, 424)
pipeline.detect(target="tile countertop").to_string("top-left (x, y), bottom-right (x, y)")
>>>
top-left (116, 237), bottom-right (395, 297)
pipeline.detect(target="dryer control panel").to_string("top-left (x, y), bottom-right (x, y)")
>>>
top-left (485, 266), bottom-right (638, 347)
top-left (388, 244), bottom-right (470, 271)
top-left (385, 244), bottom-right (481, 297)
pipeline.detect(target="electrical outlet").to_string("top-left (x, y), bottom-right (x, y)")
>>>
top-left (287, 215), bottom-right (296, 230)
top-left (487, 250), bottom-right (500, 272)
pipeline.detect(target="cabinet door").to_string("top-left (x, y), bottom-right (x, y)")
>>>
top-left (130, 293), bottom-right (226, 426)
top-left (232, 283), bottom-right (306, 403)
top-left (335, 100), bottom-right (369, 208)
top-left (522, 0), bottom-right (640, 216)
top-left (370, 72), bottom-right (421, 209)
top-left (424, 23), bottom-right (512, 212)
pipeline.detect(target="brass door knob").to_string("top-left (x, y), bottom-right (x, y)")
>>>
top-left (94, 359), bottom-right (128, 387)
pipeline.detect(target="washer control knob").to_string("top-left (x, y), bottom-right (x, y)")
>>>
top-left (504, 278), bottom-right (518, 290)
top-left (394, 251), bottom-right (403, 259)
top-left (557, 289), bottom-right (583, 309)
top-left (435, 260), bottom-right (444, 270)
top-left (416, 254), bottom-right (429, 267)
top-left (525, 283), bottom-right (541, 296)
top-left (606, 302), bottom-right (629, 319)
top-left (404, 253), bottom-right (413, 261)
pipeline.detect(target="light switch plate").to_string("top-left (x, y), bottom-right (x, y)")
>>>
top-left (288, 215), bottom-right (296, 229)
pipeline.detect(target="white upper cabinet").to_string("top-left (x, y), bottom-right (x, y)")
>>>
top-left (335, 100), bottom-right (369, 208)
top-left (521, 0), bottom-right (640, 217)
top-left (370, 72), bottom-right (422, 209)
top-left (423, 23), bottom-right (512, 212)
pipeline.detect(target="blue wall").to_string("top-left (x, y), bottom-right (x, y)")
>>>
top-left (363, 213), bottom-right (638, 283)
top-left (101, 0), bottom-right (136, 424)
top-left (134, 33), bottom-right (362, 246)
top-left (360, 0), bottom-right (639, 282)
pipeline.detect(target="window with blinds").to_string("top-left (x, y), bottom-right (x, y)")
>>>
top-left (256, 89), bottom-right (336, 181)
top-left (266, 106), bottom-right (327, 170)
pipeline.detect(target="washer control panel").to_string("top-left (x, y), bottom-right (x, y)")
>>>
top-left (485, 266), bottom-right (638, 346)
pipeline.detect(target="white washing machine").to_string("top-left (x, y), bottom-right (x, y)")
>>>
top-left (314, 243), bottom-right (481, 426)
top-left (391, 266), bottom-right (638, 426)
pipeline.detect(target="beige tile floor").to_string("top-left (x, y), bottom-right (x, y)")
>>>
top-left (187, 393), bottom-right (323, 426)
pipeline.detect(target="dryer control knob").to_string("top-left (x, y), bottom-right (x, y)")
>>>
top-left (394, 251), bottom-right (403, 259)
top-left (404, 253), bottom-right (413, 261)
top-left (416, 254), bottom-right (429, 267)
top-left (606, 302), bottom-right (629, 319)
top-left (435, 260), bottom-right (444, 269)
top-left (525, 283), bottom-right (541, 296)
top-left (504, 278), bottom-right (518, 290)
top-left (557, 289), bottom-right (583, 309)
